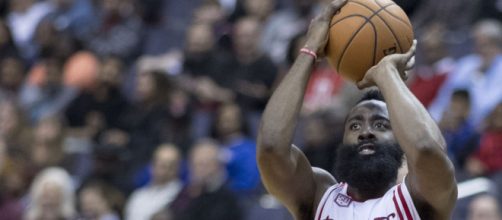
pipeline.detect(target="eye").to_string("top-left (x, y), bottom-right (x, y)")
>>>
top-left (350, 123), bottom-right (361, 131)
top-left (374, 121), bottom-right (389, 129)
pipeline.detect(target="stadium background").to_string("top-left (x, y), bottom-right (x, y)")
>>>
top-left (0, 0), bottom-right (501, 219)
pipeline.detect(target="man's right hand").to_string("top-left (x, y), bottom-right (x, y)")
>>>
top-left (304, 0), bottom-right (347, 57)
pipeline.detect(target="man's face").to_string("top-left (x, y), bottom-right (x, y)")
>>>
top-left (343, 100), bottom-right (394, 148)
top-left (336, 100), bottom-right (403, 195)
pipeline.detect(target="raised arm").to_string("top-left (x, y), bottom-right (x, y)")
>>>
top-left (358, 41), bottom-right (457, 218)
top-left (256, 0), bottom-right (345, 217)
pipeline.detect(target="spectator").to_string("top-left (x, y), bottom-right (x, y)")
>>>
top-left (465, 102), bottom-right (502, 177)
top-left (260, 0), bottom-right (317, 64)
top-left (439, 90), bottom-right (479, 167)
top-left (214, 103), bottom-right (260, 193)
top-left (26, 116), bottom-right (73, 181)
top-left (467, 194), bottom-right (502, 220)
top-left (229, 17), bottom-right (278, 137)
top-left (45, 0), bottom-right (95, 38)
top-left (6, 0), bottom-right (54, 61)
top-left (0, 19), bottom-right (19, 60)
top-left (0, 56), bottom-right (26, 98)
top-left (65, 56), bottom-right (129, 141)
top-left (183, 22), bottom-right (234, 139)
top-left (0, 100), bottom-right (31, 153)
top-left (0, 151), bottom-right (27, 220)
top-left (83, 0), bottom-right (142, 60)
top-left (25, 167), bottom-right (76, 220)
top-left (429, 19), bottom-right (502, 126)
top-left (170, 140), bottom-right (243, 220)
top-left (243, 0), bottom-right (276, 22)
top-left (409, 22), bottom-right (455, 108)
top-left (20, 57), bottom-right (78, 123)
top-left (79, 180), bottom-right (123, 220)
top-left (125, 144), bottom-right (183, 220)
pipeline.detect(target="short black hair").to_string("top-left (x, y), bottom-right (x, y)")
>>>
top-left (451, 89), bottom-right (470, 103)
top-left (357, 89), bottom-right (385, 104)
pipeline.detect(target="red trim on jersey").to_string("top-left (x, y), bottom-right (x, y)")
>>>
top-left (392, 192), bottom-right (405, 220)
top-left (398, 185), bottom-right (413, 220)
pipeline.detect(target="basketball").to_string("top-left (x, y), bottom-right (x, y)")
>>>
top-left (326, 0), bottom-right (414, 82)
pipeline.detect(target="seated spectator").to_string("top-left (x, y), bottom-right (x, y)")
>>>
top-left (0, 149), bottom-right (27, 220)
top-left (25, 167), bottom-right (76, 220)
top-left (467, 194), bottom-right (502, 220)
top-left (6, 0), bottom-right (54, 61)
top-left (44, 0), bottom-right (94, 39)
top-left (439, 90), bottom-right (479, 167)
top-left (409, 22), bottom-right (454, 108)
top-left (79, 180), bottom-right (123, 220)
top-left (429, 19), bottom-right (502, 126)
top-left (0, 100), bottom-right (31, 153)
top-left (0, 56), bottom-right (26, 98)
top-left (0, 19), bottom-right (19, 60)
top-left (82, 0), bottom-right (142, 61)
top-left (466, 102), bottom-right (502, 177)
top-left (20, 57), bottom-right (78, 123)
top-left (214, 102), bottom-right (260, 193)
top-left (228, 17), bottom-right (279, 137)
top-left (170, 140), bottom-right (243, 220)
top-left (125, 144), bottom-right (183, 220)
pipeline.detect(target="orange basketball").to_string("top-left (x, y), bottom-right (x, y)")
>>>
top-left (326, 0), bottom-right (414, 82)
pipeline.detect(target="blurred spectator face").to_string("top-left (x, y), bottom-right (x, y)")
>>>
top-left (28, 168), bottom-right (75, 220)
top-left (421, 23), bottom-right (447, 65)
top-left (189, 142), bottom-right (222, 185)
top-left (79, 187), bottom-right (110, 219)
top-left (34, 117), bottom-right (63, 144)
top-left (468, 195), bottom-right (502, 220)
top-left (35, 20), bottom-right (57, 50)
top-left (244, 0), bottom-right (275, 21)
top-left (100, 0), bottom-right (121, 15)
top-left (488, 103), bottom-right (502, 130)
top-left (152, 145), bottom-right (181, 184)
top-left (186, 23), bottom-right (215, 55)
top-left (216, 103), bottom-right (243, 138)
top-left (440, 90), bottom-right (470, 131)
top-left (0, 101), bottom-right (22, 139)
top-left (473, 20), bottom-right (502, 59)
top-left (51, 0), bottom-right (74, 10)
top-left (38, 182), bottom-right (64, 219)
top-left (234, 17), bottom-right (261, 56)
top-left (0, 57), bottom-right (24, 91)
top-left (0, 19), bottom-right (11, 46)
top-left (193, 3), bottom-right (224, 26)
top-left (9, 0), bottom-right (34, 12)
top-left (136, 73), bottom-right (156, 102)
top-left (98, 57), bottom-right (123, 87)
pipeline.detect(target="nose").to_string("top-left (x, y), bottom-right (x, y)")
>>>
top-left (358, 127), bottom-right (376, 143)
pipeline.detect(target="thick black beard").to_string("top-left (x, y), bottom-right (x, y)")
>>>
top-left (334, 141), bottom-right (404, 198)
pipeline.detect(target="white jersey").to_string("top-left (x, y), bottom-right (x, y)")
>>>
top-left (314, 182), bottom-right (421, 220)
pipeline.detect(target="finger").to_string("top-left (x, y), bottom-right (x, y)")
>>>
top-left (405, 56), bottom-right (415, 70)
top-left (320, 0), bottom-right (347, 21)
top-left (356, 79), bottom-right (370, 90)
top-left (404, 39), bottom-right (417, 62)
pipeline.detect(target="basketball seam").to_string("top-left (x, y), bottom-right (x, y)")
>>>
top-left (373, 0), bottom-right (413, 30)
top-left (336, 3), bottom-right (394, 72)
top-left (349, 1), bottom-right (403, 54)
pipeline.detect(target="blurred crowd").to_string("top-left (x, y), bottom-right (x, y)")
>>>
top-left (0, 0), bottom-right (501, 219)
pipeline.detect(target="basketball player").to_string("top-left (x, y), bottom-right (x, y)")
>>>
top-left (256, 0), bottom-right (458, 219)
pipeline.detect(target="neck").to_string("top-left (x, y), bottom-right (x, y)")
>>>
top-left (346, 182), bottom-right (394, 202)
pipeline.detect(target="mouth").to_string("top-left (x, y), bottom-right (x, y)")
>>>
top-left (358, 143), bottom-right (376, 155)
